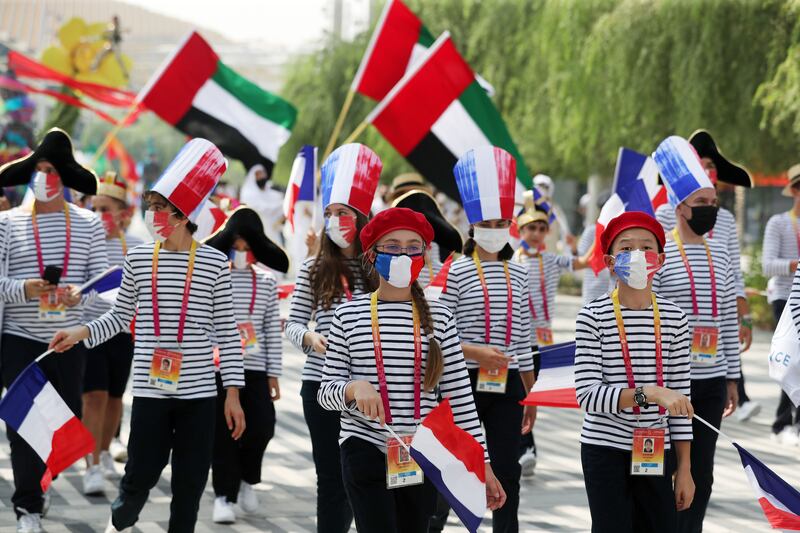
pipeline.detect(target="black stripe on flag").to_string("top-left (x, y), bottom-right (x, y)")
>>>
top-left (176, 106), bottom-right (275, 176)
top-left (405, 133), bottom-right (459, 201)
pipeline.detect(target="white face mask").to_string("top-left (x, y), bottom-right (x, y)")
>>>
top-left (473, 226), bottom-right (509, 253)
top-left (144, 210), bottom-right (176, 243)
top-left (231, 250), bottom-right (250, 269)
top-left (32, 171), bottom-right (62, 202)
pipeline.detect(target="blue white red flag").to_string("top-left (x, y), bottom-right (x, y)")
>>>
top-left (0, 362), bottom-right (94, 491)
top-left (734, 443), bottom-right (800, 529)
top-left (80, 265), bottom-right (123, 305)
top-left (423, 253), bottom-right (454, 301)
top-left (521, 341), bottom-right (579, 408)
top-left (590, 147), bottom-right (667, 273)
top-left (283, 145), bottom-right (317, 231)
top-left (410, 399), bottom-right (486, 532)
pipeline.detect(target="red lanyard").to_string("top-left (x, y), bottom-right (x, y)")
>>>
top-left (370, 292), bottom-right (422, 424)
top-left (472, 251), bottom-right (512, 346)
top-left (611, 288), bottom-right (664, 416)
top-left (672, 228), bottom-right (717, 319)
top-left (31, 202), bottom-right (71, 278)
top-left (248, 266), bottom-right (257, 316)
top-left (790, 210), bottom-right (800, 255)
top-left (151, 240), bottom-right (198, 345)
top-left (341, 274), bottom-right (352, 301)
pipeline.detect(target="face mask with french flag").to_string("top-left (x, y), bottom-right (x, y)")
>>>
top-left (325, 214), bottom-right (357, 249)
top-left (32, 171), bottom-right (61, 202)
top-left (374, 252), bottom-right (425, 288)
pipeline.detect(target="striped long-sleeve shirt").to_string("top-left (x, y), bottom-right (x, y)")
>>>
top-left (438, 255), bottom-right (535, 372)
top-left (656, 204), bottom-right (745, 299)
top-left (578, 225), bottom-right (615, 305)
top-left (0, 204), bottom-right (108, 342)
top-left (652, 238), bottom-right (741, 380)
top-left (230, 266), bottom-right (282, 375)
top-left (787, 263), bottom-right (800, 336)
top-left (85, 242), bottom-right (245, 399)
top-left (285, 256), bottom-right (368, 381)
top-left (575, 294), bottom-right (692, 450)
top-left (83, 233), bottom-right (144, 322)
top-left (513, 248), bottom-right (572, 329)
top-left (762, 211), bottom-right (799, 303)
top-left (317, 295), bottom-right (488, 459)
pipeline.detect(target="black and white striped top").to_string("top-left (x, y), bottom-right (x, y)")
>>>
top-left (438, 255), bottom-right (535, 372)
top-left (285, 256), bottom-right (368, 381)
top-left (656, 204), bottom-right (745, 299)
top-left (787, 263), bottom-right (800, 335)
top-left (513, 248), bottom-right (572, 329)
top-left (83, 233), bottom-right (145, 322)
top-left (575, 294), bottom-right (692, 450)
top-left (417, 252), bottom-right (442, 288)
top-left (317, 295), bottom-right (487, 459)
top-left (0, 205), bottom-right (108, 342)
top-left (651, 238), bottom-right (741, 380)
top-left (85, 242), bottom-right (245, 399)
top-left (230, 266), bottom-right (282, 375)
top-left (578, 225), bottom-right (614, 305)
top-left (763, 212), bottom-right (799, 303)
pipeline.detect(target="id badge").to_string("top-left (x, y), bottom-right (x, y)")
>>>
top-left (631, 428), bottom-right (665, 476)
top-left (386, 435), bottom-right (423, 489)
top-left (149, 347), bottom-right (183, 392)
top-left (39, 288), bottom-right (67, 321)
top-left (535, 327), bottom-right (554, 346)
top-left (691, 325), bottom-right (718, 365)
top-left (476, 366), bottom-right (508, 394)
top-left (237, 321), bottom-right (258, 355)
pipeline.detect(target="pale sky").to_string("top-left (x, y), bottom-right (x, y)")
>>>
top-left (122, 0), bottom-right (370, 50)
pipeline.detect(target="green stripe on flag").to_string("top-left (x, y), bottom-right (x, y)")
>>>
top-left (458, 81), bottom-right (531, 187)
top-left (418, 25), bottom-right (436, 47)
top-left (212, 61), bottom-right (297, 129)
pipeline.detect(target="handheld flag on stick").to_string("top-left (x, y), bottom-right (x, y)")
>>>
top-left (410, 399), bottom-right (486, 532)
top-left (590, 148), bottom-right (666, 274)
top-left (521, 341), bottom-right (579, 408)
top-left (0, 361), bottom-right (94, 491)
top-left (80, 265), bottom-right (123, 305)
top-left (283, 145), bottom-right (317, 231)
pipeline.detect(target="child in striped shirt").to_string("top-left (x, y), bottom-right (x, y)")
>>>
top-left (576, 211), bottom-right (694, 533)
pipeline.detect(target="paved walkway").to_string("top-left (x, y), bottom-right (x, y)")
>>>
top-left (0, 294), bottom-right (797, 532)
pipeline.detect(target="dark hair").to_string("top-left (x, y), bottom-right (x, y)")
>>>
top-left (462, 227), bottom-right (514, 260)
top-left (310, 211), bottom-right (377, 310)
top-left (166, 200), bottom-right (198, 234)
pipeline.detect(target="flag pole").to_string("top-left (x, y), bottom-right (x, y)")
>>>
top-left (384, 423), bottom-right (411, 454)
top-left (91, 103), bottom-right (139, 165)
top-left (340, 121), bottom-right (370, 146)
top-left (321, 89), bottom-right (356, 162)
top-left (693, 414), bottom-right (735, 444)
top-left (35, 349), bottom-right (55, 363)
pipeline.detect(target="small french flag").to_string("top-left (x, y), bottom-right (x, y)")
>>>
top-left (80, 265), bottom-right (123, 305)
top-left (423, 253), bottom-right (454, 301)
top-left (411, 399), bottom-right (486, 532)
top-left (0, 362), bottom-right (94, 491)
top-left (522, 341), bottom-right (580, 408)
top-left (193, 199), bottom-right (229, 241)
top-left (283, 145), bottom-right (317, 231)
top-left (735, 443), bottom-right (800, 529)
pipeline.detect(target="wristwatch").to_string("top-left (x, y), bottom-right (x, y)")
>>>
top-left (633, 386), bottom-right (649, 408)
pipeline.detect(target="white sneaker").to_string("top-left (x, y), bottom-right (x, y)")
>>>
top-left (104, 516), bottom-right (131, 533)
top-left (41, 491), bottom-right (50, 518)
top-left (213, 496), bottom-right (236, 524)
top-left (734, 401), bottom-right (761, 422)
top-left (109, 438), bottom-right (128, 462)
top-left (519, 448), bottom-right (537, 478)
top-left (16, 509), bottom-right (42, 533)
top-left (83, 464), bottom-right (106, 495)
top-left (100, 450), bottom-right (121, 479)
top-left (238, 481), bottom-right (259, 514)
top-left (772, 426), bottom-right (800, 446)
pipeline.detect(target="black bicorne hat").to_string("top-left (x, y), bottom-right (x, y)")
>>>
top-left (205, 207), bottom-right (290, 273)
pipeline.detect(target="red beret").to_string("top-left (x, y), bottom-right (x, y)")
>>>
top-left (601, 211), bottom-right (666, 254)
top-left (360, 207), bottom-right (434, 251)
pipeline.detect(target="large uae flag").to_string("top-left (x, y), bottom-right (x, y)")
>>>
top-left (138, 31), bottom-right (297, 177)
top-left (365, 32), bottom-right (530, 201)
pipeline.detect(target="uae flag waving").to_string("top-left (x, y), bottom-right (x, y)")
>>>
top-left (138, 32), bottom-right (297, 177)
top-left (365, 32), bottom-right (529, 201)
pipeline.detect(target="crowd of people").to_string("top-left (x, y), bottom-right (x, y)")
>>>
top-left (0, 125), bottom-right (795, 533)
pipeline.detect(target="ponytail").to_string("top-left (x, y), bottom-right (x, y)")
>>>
top-left (410, 281), bottom-right (444, 390)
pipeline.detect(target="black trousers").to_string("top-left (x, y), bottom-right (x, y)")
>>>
top-left (341, 436), bottom-right (437, 533)
top-left (212, 370), bottom-right (275, 502)
top-left (676, 377), bottom-right (727, 533)
top-left (581, 443), bottom-right (676, 533)
top-left (771, 300), bottom-right (799, 433)
top-left (0, 333), bottom-right (86, 517)
top-left (300, 380), bottom-right (353, 533)
top-left (110, 396), bottom-right (215, 533)
top-left (430, 369), bottom-right (524, 533)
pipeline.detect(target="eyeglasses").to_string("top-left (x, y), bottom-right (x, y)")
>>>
top-left (375, 244), bottom-right (425, 256)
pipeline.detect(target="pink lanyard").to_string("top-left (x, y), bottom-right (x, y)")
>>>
top-left (672, 228), bottom-right (718, 319)
top-left (151, 241), bottom-right (197, 345)
top-left (472, 251), bottom-right (513, 346)
top-left (31, 202), bottom-right (71, 277)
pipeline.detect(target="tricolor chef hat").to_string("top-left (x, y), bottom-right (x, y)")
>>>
top-left (320, 143), bottom-right (382, 216)
top-left (453, 146), bottom-right (517, 225)
top-left (652, 135), bottom-right (714, 208)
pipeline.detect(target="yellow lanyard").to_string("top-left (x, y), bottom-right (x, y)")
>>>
top-left (472, 251), bottom-right (512, 346)
top-left (671, 228), bottom-right (717, 318)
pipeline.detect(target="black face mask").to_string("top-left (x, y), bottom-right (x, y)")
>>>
top-left (255, 178), bottom-right (269, 190)
top-left (686, 205), bottom-right (718, 235)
